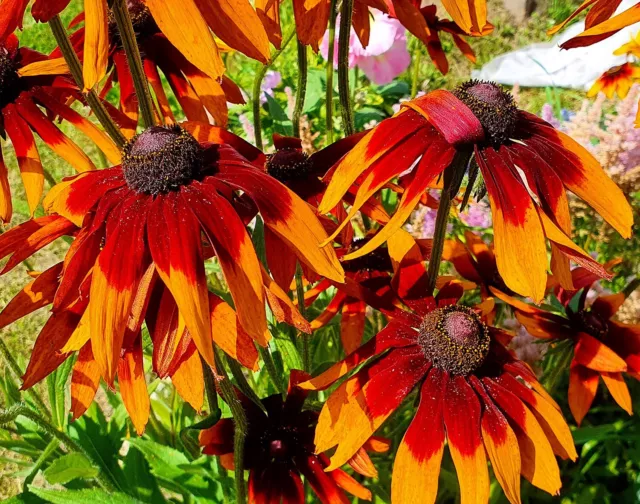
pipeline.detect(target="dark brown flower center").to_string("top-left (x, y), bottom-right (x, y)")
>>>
top-left (122, 125), bottom-right (204, 195)
top-left (0, 46), bottom-right (21, 110)
top-left (453, 80), bottom-right (518, 146)
top-left (576, 309), bottom-right (609, 340)
top-left (265, 148), bottom-right (313, 184)
top-left (108, 0), bottom-right (159, 49)
top-left (342, 240), bottom-right (393, 273)
top-left (418, 305), bottom-right (490, 375)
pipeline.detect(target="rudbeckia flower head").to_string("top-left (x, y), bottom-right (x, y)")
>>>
top-left (320, 80), bottom-right (634, 302)
top-left (300, 284), bottom-right (577, 504)
top-left (199, 371), bottom-right (382, 503)
top-left (587, 63), bottom-right (640, 99)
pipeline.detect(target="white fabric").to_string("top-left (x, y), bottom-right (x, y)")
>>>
top-left (472, 0), bottom-right (639, 90)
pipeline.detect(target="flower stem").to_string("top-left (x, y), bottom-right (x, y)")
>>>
top-left (0, 339), bottom-right (49, 417)
top-left (23, 438), bottom-right (58, 492)
top-left (252, 28), bottom-right (296, 148)
top-left (214, 348), bottom-right (247, 504)
top-left (426, 153), bottom-right (468, 296)
top-left (259, 345), bottom-right (284, 394)
top-left (0, 403), bottom-right (119, 492)
top-left (49, 15), bottom-right (126, 147)
top-left (325, 0), bottom-right (338, 144)
top-left (411, 39), bottom-right (422, 98)
top-left (338, 0), bottom-right (355, 136)
top-left (111, 0), bottom-right (156, 129)
top-left (544, 341), bottom-right (574, 394)
top-left (294, 263), bottom-right (311, 372)
top-left (226, 355), bottom-right (265, 412)
top-left (292, 41), bottom-right (308, 138)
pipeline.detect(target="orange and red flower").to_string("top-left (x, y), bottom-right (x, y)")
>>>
top-left (319, 80), bottom-right (633, 302)
top-left (0, 124), bottom-right (343, 433)
top-left (0, 0), bottom-right (71, 42)
top-left (587, 62), bottom-right (640, 99)
top-left (549, 0), bottom-right (640, 50)
top-left (0, 34), bottom-right (120, 223)
top-left (495, 274), bottom-right (640, 425)
top-left (200, 371), bottom-right (386, 504)
top-left (300, 283), bottom-right (576, 504)
top-left (58, 1), bottom-right (244, 131)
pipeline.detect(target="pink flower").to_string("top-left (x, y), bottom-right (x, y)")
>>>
top-left (459, 200), bottom-right (492, 228)
top-left (260, 71), bottom-right (282, 104)
top-left (320, 10), bottom-right (410, 85)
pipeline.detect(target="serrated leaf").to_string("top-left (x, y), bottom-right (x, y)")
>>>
top-left (43, 453), bottom-right (98, 485)
top-left (28, 487), bottom-right (144, 504)
top-left (47, 356), bottom-right (74, 429)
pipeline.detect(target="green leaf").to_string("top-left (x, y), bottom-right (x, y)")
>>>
top-left (47, 356), bottom-right (74, 429)
top-left (43, 453), bottom-right (98, 485)
top-left (375, 81), bottom-right (410, 101)
top-left (354, 106), bottom-right (386, 130)
top-left (265, 93), bottom-right (293, 136)
top-left (28, 487), bottom-right (144, 504)
top-left (303, 69), bottom-right (325, 114)
top-left (122, 447), bottom-right (166, 503)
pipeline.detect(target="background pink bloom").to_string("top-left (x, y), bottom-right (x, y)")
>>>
top-left (320, 10), bottom-right (410, 85)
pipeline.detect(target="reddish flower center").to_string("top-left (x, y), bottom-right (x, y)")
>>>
top-left (265, 148), bottom-right (313, 183)
top-left (0, 45), bottom-right (21, 110)
top-left (418, 305), bottom-right (490, 375)
top-left (453, 80), bottom-right (518, 146)
top-left (269, 439), bottom-right (288, 458)
top-left (122, 125), bottom-right (204, 195)
top-left (576, 309), bottom-right (609, 340)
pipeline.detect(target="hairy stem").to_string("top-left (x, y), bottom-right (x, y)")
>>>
top-left (259, 345), bottom-right (284, 394)
top-left (214, 349), bottom-right (247, 504)
top-left (338, 0), bottom-right (355, 136)
top-left (0, 403), bottom-right (119, 492)
top-left (48, 15), bottom-right (126, 147)
top-left (252, 28), bottom-right (296, 148)
top-left (411, 40), bottom-right (422, 98)
top-left (292, 41), bottom-right (308, 138)
top-left (295, 263), bottom-right (311, 372)
top-left (226, 355), bottom-right (265, 412)
top-left (111, 0), bottom-right (156, 128)
top-left (325, 0), bottom-right (338, 144)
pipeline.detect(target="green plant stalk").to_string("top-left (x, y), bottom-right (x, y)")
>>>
top-left (325, 0), bottom-right (338, 144)
top-left (544, 342), bottom-right (574, 394)
top-left (252, 28), bottom-right (296, 148)
top-left (111, 0), bottom-right (156, 128)
top-left (425, 153), bottom-right (468, 296)
top-left (0, 403), bottom-right (119, 492)
top-left (294, 263), bottom-right (311, 372)
top-left (411, 39), bottom-right (422, 98)
top-left (259, 345), bottom-right (284, 394)
top-left (214, 348), bottom-right (248, 504)
top-left (201, 355), bottom-right (219, 415)
top-left (292, 41), bottom-right (308, 138)
top-left (23, 438), bottom-right (58, 492)
top-left (338, 0), bottom-right (355, 136)
top-left (48, 15), bottom-right (126, 147)
top-left (0, 339), bottom-right (49, 417)
top-left (226, 355), bottom-right (265, 411)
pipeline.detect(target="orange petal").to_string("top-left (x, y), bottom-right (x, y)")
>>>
top-left (82, 0), bottom-right (109, 90)
top-left (561, 3), bottom-right (640, 49)
top-left (0, 148), bottom-right (11, 223)
top-left (262, 266), bottom-right (311, 334)
top-left (568, 362), bottom-right (599, 425)
top-left (146, 0), bottom-right (225, 79)
top-left (548, 0), bottom-right (598, 35)
top-left (118, 342), bottom-right (150, 435)
top-left (574, 332), bottom-right (627, 372)
top-left (601, 371), bottom-right (632, 415)
top-left (340, 299), bottom-right (366, 355)
top-left (170, 342), bottom-right (205, 410)
top-left (71, 343), bottom-right (101, 419)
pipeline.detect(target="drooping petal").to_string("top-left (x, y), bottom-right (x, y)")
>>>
top-left (443, 376), bottom-right (490, 504)
top-left (392, 368), bottom-right (448, 504)
top-left (560, 3), bottom-right (640, 49)
top-left (328, 466), bottom-right (371, 501)
top-left (591, 293), bottom-right (626, 320)
top-left (90, 195), bottom-right (150, 384)
top-left (262, 266), bottom-right (311, 334)
top-left (0, 0), bottom-right (29, 41)
top-left (82, 0), bottom-right (109, 90)
top-left (568, 362), bottom-right (599, 425)
top-left (182, 121), bottom-right (265, 164)
top-left (601, 371), bottom-right (632, 415)
top-left (70, 342), bottom-right (101, 419)
top-left (574, 332), bottom-right (627, 372)
top-left (118, 340), bottom-right (150, 435)
top-left (31, 0), bottom-right (72, 22)
top-left (297, 455), bottom-right (350, 504)
top-left (147, 192), bottom-right (214, 366)
top-left (214, 167), bottom-right (344, 283)
top-left (441, 0), bottom-right (489, 34)
top-left (189, 184), bottom-right (267, 345)
top-left (264, 226), bottom-right (297, 291)
top-left (146, 0), bottom-right (225, 79)
top-left (476, 146), bottom-right (547, 303)
top-left (170, 342), bottom-right (204, 411)
top-left (340, 298), bottom-right (366, 355)
top-left (292, 0), bottom-right (330, 51)
top-left (0, 263), bottom-right (62, 329)
top-left (0, 148), bottom-right (11, 223)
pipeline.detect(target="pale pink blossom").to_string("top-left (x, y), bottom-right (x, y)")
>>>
top-left (320, 10), bottom-right (410, 85)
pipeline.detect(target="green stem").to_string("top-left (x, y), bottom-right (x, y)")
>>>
top-left (425, 153), bottom-right (468, 296)
top-left (201, 356), bottom-right (219, 415)
top-left (0, 403), bottom-right (119, 492)
top-left (252, 28), bottom-right (296, 148)
top-left (292, 41), bottom-right (308, 138)
top-left (325, 0), bottom-right (338, 144)
top-left (23, 438), bottom-right (58, 492)
top-left (411, 40), bottom-right (421, 98)
top-left (226, 355), bottom-right (265, 412)
top-left (0, 339), bottom-right (49, 417)
top-left (295, 263), bottom-right (311, 372)
top-left (338, 0), bottom-right (355, 136)
top-left (111, 0), bottom-right (156, 128)
top-left (623, 276), bottom-right (640, 298)
top-left (544, 342), bottom-right (574, 394)
top-left (259, 346), bottom-right (283, 394)
top-left (48, 15), bottom-right (126, 147)
top-left (214, 349), bottom-right (247, 504)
